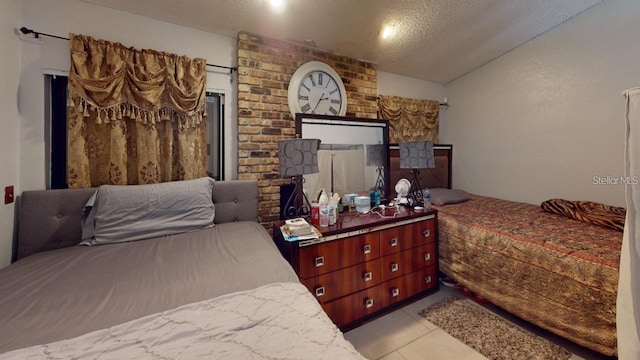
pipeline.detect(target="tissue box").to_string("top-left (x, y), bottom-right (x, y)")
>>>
top-left (355, 196), bottom-right (371, 213)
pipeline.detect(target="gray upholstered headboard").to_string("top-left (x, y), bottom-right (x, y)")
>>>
top-left (15, 180), bottom-right (258, 261)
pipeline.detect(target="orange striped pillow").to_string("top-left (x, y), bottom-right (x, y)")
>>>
top-left (541, 199), bottom-right (625, 232)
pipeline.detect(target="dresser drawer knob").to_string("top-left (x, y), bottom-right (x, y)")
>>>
top-left (392, 288), bottom-right (400, 297)
top-left (391, 263), bottom-right (399, 272)
top-left (423, 229), bottom-right (430, 237)
top-left (363, 244), bottom-right (372, 254)
top-left (390, 237), bottom-right (398, 247)
top-left (315, 256), bottom-right (325, 267)
top-left (315, 287), bottom-right (325, 297)
top-left (363, 272), bottom-right (373, 282)
top-left (424, 252), bottom-right (431, 261)
top-left (364, 298), bottom-right (374, 309)
top-left (425, 276), bottom-right (432, 284)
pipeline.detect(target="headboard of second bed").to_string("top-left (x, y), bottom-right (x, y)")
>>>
top-left (14, 180), bottom-right (259, 262)
top-left (388, 144), bottom-right (453, 198)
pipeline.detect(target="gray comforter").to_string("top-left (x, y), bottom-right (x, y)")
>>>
top-left (0, 282), bottom-right (365, 360)
top-left (0, 222), bottom-right (299, 353)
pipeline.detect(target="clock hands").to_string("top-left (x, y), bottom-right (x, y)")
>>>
top-left (313, 92), bottom-right (326, 112)
top-left (313, 79), bottom-right (333, 111)
top-left (306, 78), bottom-right (334, 114)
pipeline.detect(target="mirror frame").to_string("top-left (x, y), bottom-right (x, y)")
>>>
top-left (295, 113), bottom-right (390, 201)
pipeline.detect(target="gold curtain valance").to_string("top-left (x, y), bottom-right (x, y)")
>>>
top-left (67, 34), bottom-right (208, 188)
top-left (67, 33), bottom-right (207, 128)
top-left (377, 95), bottom-right (439, 143)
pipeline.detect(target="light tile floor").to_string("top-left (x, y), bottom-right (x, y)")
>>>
top-left (344, 285), bottom-right (614, 360)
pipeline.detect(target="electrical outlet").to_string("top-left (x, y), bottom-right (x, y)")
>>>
top-left (4, 186), bottom-right (14, 204)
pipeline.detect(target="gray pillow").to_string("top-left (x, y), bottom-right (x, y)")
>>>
top-left (80, 177), bottom-right (215, 245)
top-left (430, 188), bottom-right (470, 206)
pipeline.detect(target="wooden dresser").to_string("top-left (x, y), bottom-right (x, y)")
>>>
top-left (273, 206), bottom-right (438, 330)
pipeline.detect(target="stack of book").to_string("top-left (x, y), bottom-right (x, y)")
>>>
top-left (281, 218), bottom-right (321, 242)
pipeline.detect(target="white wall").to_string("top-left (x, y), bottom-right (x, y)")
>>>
top-left (19, 0), bottom-right (237, 195)
top-left (0, 0), bottom-right (22, 268)
top-left (443, 0), bottom-right (640, 207)
top-left (377, 71), bottom-right (447, 127)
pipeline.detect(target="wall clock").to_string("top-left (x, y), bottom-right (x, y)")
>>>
top-left (288, 61), bottom-right (347, 118)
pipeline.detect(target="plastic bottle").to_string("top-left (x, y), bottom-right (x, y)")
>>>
top-left (423, 187), bottom-right (432, 209)
top-left (328, 193), bottom-right (336, 226)
top-left (319, 189), bottom-right (329, 227)
top-left (310, 202), bottom-right (320, 226)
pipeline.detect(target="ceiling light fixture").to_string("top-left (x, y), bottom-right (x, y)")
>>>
top-left (381, 25), bottom-right (395, 40)
top-left (269, 0), bottom-right (286, 12)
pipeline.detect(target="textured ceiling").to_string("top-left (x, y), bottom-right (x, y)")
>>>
top-left (79, 0), bottom-right (601, 84)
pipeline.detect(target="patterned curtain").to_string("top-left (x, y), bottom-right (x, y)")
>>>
top-left (377, 95), bottom-right (439, 144)
top-left (66, 34), bottom-right (208, 188)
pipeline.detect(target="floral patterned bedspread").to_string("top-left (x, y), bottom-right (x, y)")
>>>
top-left (434, 193), bottom-right (623, 356)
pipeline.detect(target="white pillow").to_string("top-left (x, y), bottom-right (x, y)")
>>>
top-left (80, 177), bottom-right (215, 245)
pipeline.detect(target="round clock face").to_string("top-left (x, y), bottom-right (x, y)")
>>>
top-left (288, 61), bottom-right (347, 118)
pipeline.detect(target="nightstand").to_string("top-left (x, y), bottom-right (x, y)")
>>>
top-left (273, 206), bottom-right (439, 330)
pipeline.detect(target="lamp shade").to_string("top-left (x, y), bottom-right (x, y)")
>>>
top-left (399, 141), bottom-right (435, 169)
top-left (278, 138), bottom-right (320, 177)
top-left (366, 144), bottom-right (387, 167)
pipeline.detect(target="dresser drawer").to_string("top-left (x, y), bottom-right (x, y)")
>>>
top-left (301, 259), bottom-right (380, 303)
top-left (380, 226), bottom-right (402, 256)
top-left (379, 241), bottom-right (437, 282)
top-left (322, 286), bottom-right (382, 328)
top-left (407, 242), bottom-right (437, 271)
top-left (406, 219), bottom-right (436, 248)
top-left (379, 251), bottom-right (406, 282)
top-left (381, 265), bottom-right (438, 308)
top-left (298, 233), bottom-right (380, 279)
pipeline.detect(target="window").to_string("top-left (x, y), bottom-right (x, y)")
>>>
top-left (45, 76), bottom-right (225, 187)
top-left (45, 74), bottom-right (68, 189)
top-left (206, 91), bottom-right (225, 180)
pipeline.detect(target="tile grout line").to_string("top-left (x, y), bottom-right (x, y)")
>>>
top-left (370, 308), bottom-right (439, 360)
top-left (378, 332), bottom-right (441, 360)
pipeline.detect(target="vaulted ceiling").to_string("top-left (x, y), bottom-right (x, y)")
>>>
top-left (80, 0), bottom-right (601, 84)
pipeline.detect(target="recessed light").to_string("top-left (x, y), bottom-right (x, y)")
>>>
top-left (381, 25), bottom-right (395, 39)
top-left (269, 0), bottom-right (286, 12)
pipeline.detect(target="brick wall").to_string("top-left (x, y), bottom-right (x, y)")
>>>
top-left (236, 31), bottom-right (378, 229)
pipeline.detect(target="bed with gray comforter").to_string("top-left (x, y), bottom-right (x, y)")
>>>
top-left (0, 179), bottom-right (364, 359)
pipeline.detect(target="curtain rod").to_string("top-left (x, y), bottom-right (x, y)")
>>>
top-left (19, 27), bottom-right (237, 73)
top-left (375, 95), bottom-right (449, 107)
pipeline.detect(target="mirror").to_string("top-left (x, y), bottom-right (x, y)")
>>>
top-left (295, 114), bottom-right (390, 202)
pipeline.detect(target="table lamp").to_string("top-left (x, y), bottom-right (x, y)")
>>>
top-left (399, 140), bottom-right (435, 207)
top-left (278, 138), bottom-right (320, 219)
